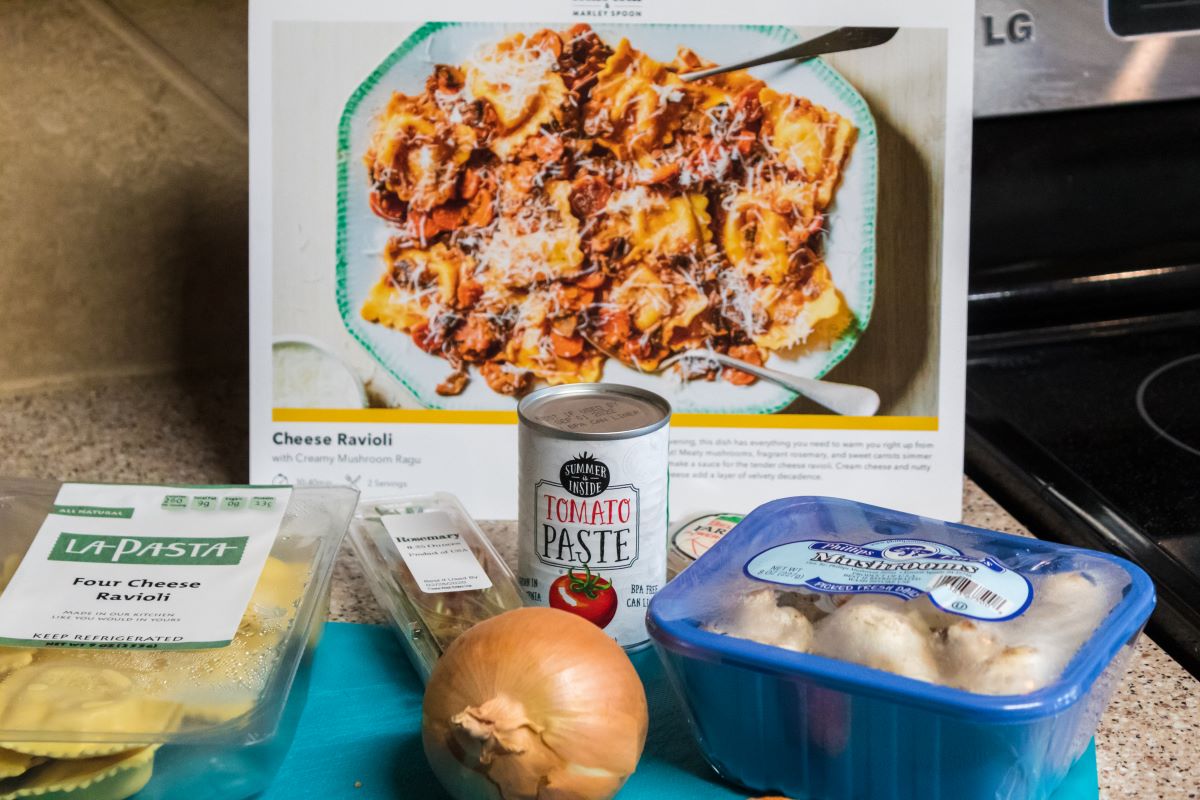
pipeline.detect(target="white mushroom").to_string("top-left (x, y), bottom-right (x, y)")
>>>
top-left (705, 588), bottom-right (814, 653)
top-left (700, 571), bottom-right (1118, 697)
top-left (941, 619), bottom-right (1005, 687)
top-left (1024, 572), bottom-right (1111, 634)
top-left (966, 645), bottom-right (1061, 695)
top-left (814, 593), bottom-right (851, 616)
top-left (949, 572), bottom-right (1113, 694)
top-left (812, 596), bottom-right (941, 683)
top-left (909, 594), bottom-right (964, 630)
top-left (999, 571), bottom-right (1114, 680)
top-left (776, 590), bottom-right (824, 622)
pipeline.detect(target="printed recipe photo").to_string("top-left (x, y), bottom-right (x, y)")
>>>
top-left (268, 21), bottom-right (946, 416)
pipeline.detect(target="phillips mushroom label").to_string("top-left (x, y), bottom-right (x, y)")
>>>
top-left (746, 538), bottom-right (1034, 622)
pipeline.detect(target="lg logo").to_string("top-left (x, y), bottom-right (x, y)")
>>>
top-left (983, 11), bottom-right (1034, 46)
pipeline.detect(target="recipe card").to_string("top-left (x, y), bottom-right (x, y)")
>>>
top-left (249, 0), bottom-right (975, 520)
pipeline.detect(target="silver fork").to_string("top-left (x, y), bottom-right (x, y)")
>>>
top-left (654, 350), bottom-right (880, 416)
top-left (678, 27), bottom-right (899, 83)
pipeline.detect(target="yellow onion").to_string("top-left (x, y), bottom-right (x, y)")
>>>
top-left (422, 607), bottom-right (648, 800)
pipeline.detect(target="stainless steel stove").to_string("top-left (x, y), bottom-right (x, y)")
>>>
top-left (965, 22), bottom-right (1200, 676)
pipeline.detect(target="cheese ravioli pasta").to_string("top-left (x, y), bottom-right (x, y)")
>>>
top-left (362, 25), bottom-right (857, 396)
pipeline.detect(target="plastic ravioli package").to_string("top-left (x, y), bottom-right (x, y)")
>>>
top-left (0, 478), bottom-right (358, 800)
top-left (648, 496), bottom-right (1155, 800)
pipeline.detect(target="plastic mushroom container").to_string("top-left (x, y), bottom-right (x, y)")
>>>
top-left (647, 496), bottom-right (1155, 800)
top-left (0, 479), bottom-right (358, 800)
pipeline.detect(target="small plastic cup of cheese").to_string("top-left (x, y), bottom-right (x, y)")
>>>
top-left (272, 337), bottom-right (368, 409)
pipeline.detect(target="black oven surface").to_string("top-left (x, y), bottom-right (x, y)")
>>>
top-left (970, 314), bottom-right (1200, 542)
top-left (1109, 0), bottom-right (1200, 37)
top-left (966, 98), bottom-right (1200, 678)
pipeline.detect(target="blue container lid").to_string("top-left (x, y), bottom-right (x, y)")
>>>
top-left (648, 497), bottom-right (1155, 723)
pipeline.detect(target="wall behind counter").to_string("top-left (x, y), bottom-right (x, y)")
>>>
top-left (0, 0), bottom-right (249, 392)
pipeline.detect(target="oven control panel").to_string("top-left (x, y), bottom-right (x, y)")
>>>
top-left (1109, 0), bottom-right (1200, 37)
top-left (975, 0), bottom-right (1200, 116)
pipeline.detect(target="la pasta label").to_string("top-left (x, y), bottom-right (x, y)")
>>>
top-left (0, 483), bottom-right (289, 650)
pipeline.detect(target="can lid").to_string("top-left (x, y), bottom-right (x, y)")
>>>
top-left (518, 384), bottom-right (671, 440)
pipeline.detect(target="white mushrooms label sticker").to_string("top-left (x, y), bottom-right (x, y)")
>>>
top-left (745, 539), bottom-right (1033, 621)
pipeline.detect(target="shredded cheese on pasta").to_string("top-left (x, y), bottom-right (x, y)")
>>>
top-left (359, 25), bottom-right (857, 396)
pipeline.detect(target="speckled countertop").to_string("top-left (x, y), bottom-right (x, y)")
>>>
top-left (1, 374), bottom-right (1197, 799)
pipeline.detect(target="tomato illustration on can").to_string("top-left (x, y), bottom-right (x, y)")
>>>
top-left (549, 564), bottom-right (618, 629)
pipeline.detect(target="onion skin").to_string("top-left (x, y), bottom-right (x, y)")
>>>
top-left (422, 607), bottom-right (649, 800)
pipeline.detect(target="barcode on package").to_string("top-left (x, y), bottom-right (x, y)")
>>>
top-left (930, 574), bottom-right (1008, 612)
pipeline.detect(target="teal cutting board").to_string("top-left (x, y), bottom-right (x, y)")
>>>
top-left (263, 622), bottom-right (1100, 799)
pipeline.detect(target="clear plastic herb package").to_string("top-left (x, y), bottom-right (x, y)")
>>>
top-left (347, 492), bottom-right (522, 682)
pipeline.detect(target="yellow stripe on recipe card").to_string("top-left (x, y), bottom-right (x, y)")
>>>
top-left (673, 414), bottom-right (938, 431)
top-left (273, 408), bottom-right (518, 424)
top-left (273, 408), bottom-right (937, 431)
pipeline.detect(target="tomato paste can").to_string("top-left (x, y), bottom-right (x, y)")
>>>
top-left (517, 383), bottom-right (671, 650)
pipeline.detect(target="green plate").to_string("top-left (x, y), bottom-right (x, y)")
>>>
top-left (336, 23), bottom-right (877, 412)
